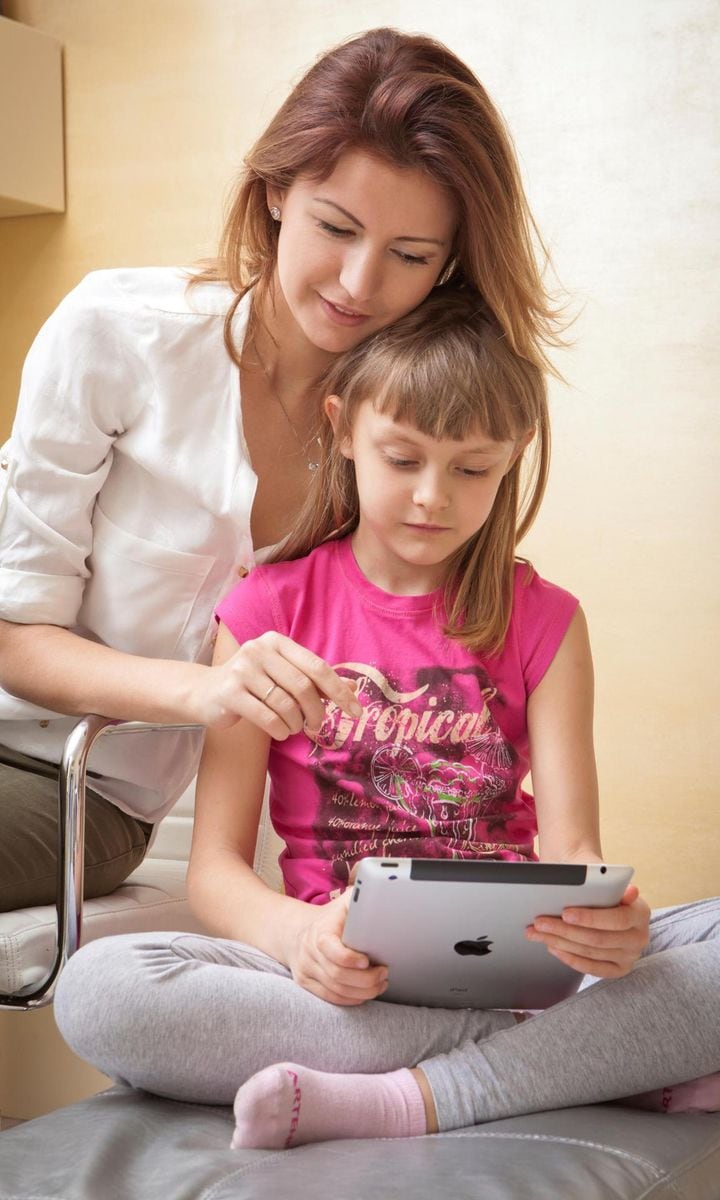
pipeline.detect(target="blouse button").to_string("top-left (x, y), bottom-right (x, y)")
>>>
top-left (0, 459), bottom-right (8, 470)
top-left (236, 565), bottom-right (249, 578)
top-left (38, 720), bottom-right (49, 728)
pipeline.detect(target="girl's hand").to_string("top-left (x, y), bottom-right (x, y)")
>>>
top-left (287, 891), bottom-right (389, 1006)
top-left (191, 627), bottom-right (362, 737)
top-left (526, 884), bottom-right (650, 978)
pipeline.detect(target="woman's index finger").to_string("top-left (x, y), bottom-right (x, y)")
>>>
top-left (279, 637), bottom-right (363, 717)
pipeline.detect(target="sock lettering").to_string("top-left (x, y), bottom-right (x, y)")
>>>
top-left (285, 1068), bottom-right (302, 1147)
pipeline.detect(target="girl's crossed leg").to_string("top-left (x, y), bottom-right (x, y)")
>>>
top-left (54, 932), bottom-right (517, 1104)
top-left (230, 898), bottom-right (720, 1147)
top-left (54, 898), bottom-right (720, 1147)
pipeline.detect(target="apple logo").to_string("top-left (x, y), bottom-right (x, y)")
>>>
top-left (453, 935), bottom-right (493, 957)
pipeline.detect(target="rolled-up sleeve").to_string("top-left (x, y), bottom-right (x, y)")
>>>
top-left (0, 273), bottom-right (146, 627)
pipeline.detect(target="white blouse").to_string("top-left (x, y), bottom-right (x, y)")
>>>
top-left (0, 267), bottom-right (259, 822)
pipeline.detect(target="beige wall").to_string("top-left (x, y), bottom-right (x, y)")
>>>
top-left (1, 0), bottom-right (718, 906)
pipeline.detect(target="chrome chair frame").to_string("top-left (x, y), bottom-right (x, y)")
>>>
top-left (0, 715), bottom-right (201, 1010)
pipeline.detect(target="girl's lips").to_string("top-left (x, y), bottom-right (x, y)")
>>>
top-left (405, 524), bottom-right (451, 534)
top-left (319, 295), bottom-right (371, 327)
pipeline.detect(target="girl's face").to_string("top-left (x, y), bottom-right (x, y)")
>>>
top-left (328, 397), bottom-right (529, 596)
top-left (268, 150), bottom-right (456, 355)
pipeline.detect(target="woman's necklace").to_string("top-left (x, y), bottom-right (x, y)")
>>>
top-left (250, 340), bottom-right (321, 472)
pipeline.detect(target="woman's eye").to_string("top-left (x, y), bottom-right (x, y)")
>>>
top-left (317, 220), bottom-right (353, 238)
top-left (316, 223), bottom-right (429, 265)
top-left (460, 468), bottom-right (490, 478)
top-left (393, 249), bottom-right (430, 266)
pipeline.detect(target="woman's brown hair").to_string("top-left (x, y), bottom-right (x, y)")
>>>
top-left (272, 289), bottom-right (550, 655)
top-left (194, 27), bottom-right (562, 374)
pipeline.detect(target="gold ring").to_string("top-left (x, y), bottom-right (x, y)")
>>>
top-left (261, 683), bottom-right (277, 704)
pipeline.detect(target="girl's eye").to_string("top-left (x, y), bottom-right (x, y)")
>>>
top-left (460, 468), bottom-right (490, 478)
top-left (393, 249), bottom-right (430, 267)
top-left (317, 220), bottom-right (353, 238)
top-left (384, 455), bottom-right (418, 469)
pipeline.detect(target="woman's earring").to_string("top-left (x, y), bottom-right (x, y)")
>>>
top-left (435, 256), bottom-right (458, 287)
top-left (270, 206), bottom-right (281, 221)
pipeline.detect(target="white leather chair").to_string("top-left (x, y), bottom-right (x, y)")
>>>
top-left (0, 715), bottom-right (283, 1008)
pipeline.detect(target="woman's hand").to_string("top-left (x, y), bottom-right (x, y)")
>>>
top-left (190, 625), bottom-right (362, 737)
top-left (286, 891), bottom-right (389, 1006)
top-left (525, 884), bottom-right (651, 978)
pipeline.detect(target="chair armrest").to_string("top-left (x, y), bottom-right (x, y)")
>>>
top-left (0, 715), bottom-right (202, 1010)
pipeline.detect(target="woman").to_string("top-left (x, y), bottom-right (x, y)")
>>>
top-left (0, 27), bottom-right (561, 910)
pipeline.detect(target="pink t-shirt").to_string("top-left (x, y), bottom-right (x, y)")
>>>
top-left (216, 537), bottom-right (578, 905)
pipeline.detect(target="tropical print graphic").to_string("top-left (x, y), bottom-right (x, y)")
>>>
top-left (304, 662), bottom-right (537, 892)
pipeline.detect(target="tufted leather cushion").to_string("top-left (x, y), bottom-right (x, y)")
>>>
top-left (0, 1086), bottom-right (719, 1199)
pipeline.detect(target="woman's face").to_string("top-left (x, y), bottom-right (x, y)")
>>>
top-left (268, 150), bottom-right (456, 355)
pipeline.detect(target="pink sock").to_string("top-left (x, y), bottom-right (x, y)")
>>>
top-left (231, 1062), bottom-right (427, 1150)
top-left (626, 1071), bottom-right (720, 1114)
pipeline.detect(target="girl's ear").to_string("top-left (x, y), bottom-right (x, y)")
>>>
top-left (324, 395), bottom-right (354, 458)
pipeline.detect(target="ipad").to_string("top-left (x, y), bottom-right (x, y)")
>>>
top-left (342, 858), bottom-right (634, 1010)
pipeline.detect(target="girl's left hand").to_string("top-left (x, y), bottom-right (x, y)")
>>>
top-left (525, 884), bottom-right (650, 978)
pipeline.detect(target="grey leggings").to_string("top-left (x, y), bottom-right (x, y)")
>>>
top-left (54, 898), bottom-right (720, 1132)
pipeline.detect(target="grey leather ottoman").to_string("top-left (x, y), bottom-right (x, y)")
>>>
top-left (1, 1087), bottom-right (719, 1198)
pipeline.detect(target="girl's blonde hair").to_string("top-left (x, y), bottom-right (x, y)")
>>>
top-left (273, 289), bottom-right (550, 655)
top-left (193, 27), bottom-right (563, 374)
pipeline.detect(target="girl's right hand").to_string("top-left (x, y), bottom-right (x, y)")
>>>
top-left (190, 626), bottom-right (363, 738)
top-left (286, 891), bottom-right (389, 1006)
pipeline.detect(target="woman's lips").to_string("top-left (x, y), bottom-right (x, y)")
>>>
top-left (319, 295), bottom-right (370, 327)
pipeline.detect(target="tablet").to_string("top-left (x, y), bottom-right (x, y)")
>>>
top-left (342, 858), bottom-right (634, 1010)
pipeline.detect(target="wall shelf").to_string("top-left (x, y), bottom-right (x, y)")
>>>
top-left (0, 16), bottom-right (64, 217)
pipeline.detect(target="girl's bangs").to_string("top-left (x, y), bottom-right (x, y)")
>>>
top-left (368, 341), bottom-right (530, 445)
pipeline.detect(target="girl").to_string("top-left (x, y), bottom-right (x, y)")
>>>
top-left (0, 27), bottom-right (561, 910)
top-left (54, 291), bottom-right (720, 1146)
